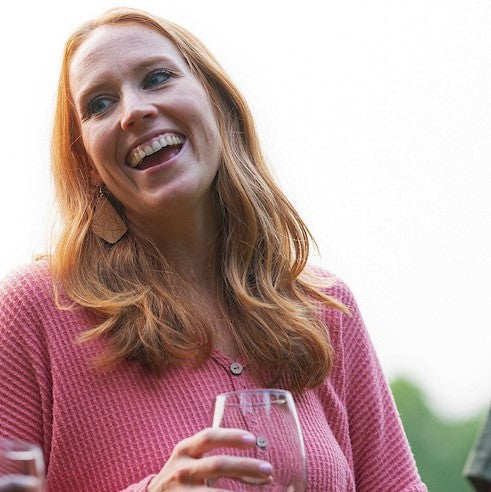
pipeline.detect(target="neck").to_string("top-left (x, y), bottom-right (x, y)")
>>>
top-left (129, 201), bottom-right (220, 288)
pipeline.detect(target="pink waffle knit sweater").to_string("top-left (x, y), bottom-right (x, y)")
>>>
top-left (0, 260), bottom-right (426, 491)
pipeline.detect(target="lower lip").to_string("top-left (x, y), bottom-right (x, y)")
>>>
top-left (133, 139), bottom-right (186, 175)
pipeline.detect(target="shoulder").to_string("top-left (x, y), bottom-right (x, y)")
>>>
top-left (304, 265), bottom-right (371, 360)
top-left (304, 264), bottom-right (360, 314)
top-left (0, 258), bottom-right (55, 332)
top-left (1, 257), bottom-right (53, 301)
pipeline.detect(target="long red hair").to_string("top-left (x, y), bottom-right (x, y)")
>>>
top-left (51, 7), bottom-right (347, 392)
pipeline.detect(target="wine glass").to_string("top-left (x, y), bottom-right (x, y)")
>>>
top-left (0, 439), bottom-right (44, 492)
top-left (207, 389), bottom-right (306, 491)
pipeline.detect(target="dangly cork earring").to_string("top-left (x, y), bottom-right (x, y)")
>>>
top-left (91, 186), bottom-right (128, 244)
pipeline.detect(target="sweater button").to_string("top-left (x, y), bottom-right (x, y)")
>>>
top-left (230, 362), bottom-right (243, 375)
top-left (256, 436), bottom-right (268, 448)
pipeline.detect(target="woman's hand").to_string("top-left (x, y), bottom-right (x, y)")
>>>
top-left (147, 428), bottom-right (273, 491)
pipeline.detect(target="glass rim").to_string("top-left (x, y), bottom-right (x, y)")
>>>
top-left (0, 438), bottom-right (43, 459)
top-left (215, 388), bottom-right (292, 402)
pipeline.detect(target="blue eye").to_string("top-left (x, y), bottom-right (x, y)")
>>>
top-left (143, 69), bottom-right (172, 89)
top-left (87, 96), bottom-right (113, 116)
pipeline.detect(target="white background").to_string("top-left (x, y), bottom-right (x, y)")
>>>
top-left (1, 0), bottom-right (490, 418)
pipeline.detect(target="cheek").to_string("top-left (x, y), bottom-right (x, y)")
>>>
top-left (177, 85), bottom-right (220, 139)
top-left (195, 102), bottom-right (222, 154)
top-left (81, 126), bottom-right (99, 159)
top-left (81, 124), bottom-right (114, 168)
top-left (195, 96), bottom-right (223, 156)
top-left (79, 139), bottom-right (114, 189)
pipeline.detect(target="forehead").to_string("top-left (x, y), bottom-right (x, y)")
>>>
top-left (69, 23), bottom-right (188, 89)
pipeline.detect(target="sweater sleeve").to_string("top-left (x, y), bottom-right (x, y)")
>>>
top-left (336, 281), bottom-right (427, 491)
top-left (0, 264), bottom-right (52, 452)
top-left (0, 264), bottom-right (159, 492)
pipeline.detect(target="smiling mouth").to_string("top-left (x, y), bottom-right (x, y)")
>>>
top-left (126, 134), bottom-right (185, 171)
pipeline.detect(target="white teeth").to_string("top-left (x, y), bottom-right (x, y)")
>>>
top-left (128, 134), bottom-right (184, 168)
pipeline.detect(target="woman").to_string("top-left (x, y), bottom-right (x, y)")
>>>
top-left (0, 7), bottom-right (426, 491)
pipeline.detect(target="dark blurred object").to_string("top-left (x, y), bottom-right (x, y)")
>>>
top-left (464, 407), bottom-right (491, 492)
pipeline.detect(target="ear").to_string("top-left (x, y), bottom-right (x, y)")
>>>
top-left (87, 159), bottom-right (102, 188)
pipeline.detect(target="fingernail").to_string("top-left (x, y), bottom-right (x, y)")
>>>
top-left (241, 434), bottom-right (256, 444)
top-left (259, 462), bottom-right (273, 474)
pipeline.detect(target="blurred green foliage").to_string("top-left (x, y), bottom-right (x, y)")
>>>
top-left (390, 377), bottom-right (486, 492)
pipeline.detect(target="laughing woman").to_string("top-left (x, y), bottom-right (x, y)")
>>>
top-left (0, 8), bottom-right (426, 492)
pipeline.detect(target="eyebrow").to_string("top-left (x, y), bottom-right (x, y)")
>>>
top-left (74, 55), bottom-right (183, 111)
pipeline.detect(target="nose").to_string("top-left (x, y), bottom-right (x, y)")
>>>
top-left (120, 91), bottom-right (158, 130)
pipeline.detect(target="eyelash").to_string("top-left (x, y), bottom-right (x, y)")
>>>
top-left (83, 68), bottom-right (175, 119)
top-left (142, 68), bottom-right (174, 89)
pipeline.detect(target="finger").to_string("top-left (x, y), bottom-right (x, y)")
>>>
top-left (181, 455), bottom-right (273, 484)
top-left (176, 428), bottom-right (257, 458)
top-left (238, 474), bottom-right (274, 486)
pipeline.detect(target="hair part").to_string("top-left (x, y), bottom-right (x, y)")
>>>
top-left (51, 7), bottom-right (348, 393)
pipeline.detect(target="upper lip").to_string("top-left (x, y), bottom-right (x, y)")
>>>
top-left (124, 129), bottom-right (186, 165)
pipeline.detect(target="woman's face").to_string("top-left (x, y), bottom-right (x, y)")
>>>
top-left (69, 23), bottom-right (222, 228)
